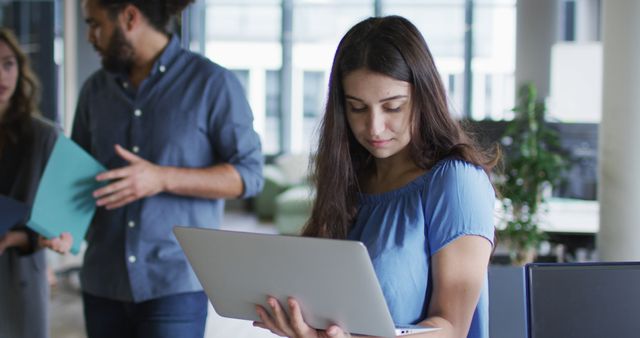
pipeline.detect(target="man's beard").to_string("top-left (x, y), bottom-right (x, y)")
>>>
top-left (99, 25), bottom-right (134, 74)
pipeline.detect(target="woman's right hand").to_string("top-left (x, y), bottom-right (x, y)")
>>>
top-left (253, 296), bottom-right (352, 338)
top-left (0, 230), bottom-right (28, 254)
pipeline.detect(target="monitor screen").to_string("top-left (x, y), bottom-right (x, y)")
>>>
top-left (526, 262), bottom-right (640, 338)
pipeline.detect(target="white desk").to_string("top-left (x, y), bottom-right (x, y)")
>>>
top-left (496, 198), bottom-right (599, 234)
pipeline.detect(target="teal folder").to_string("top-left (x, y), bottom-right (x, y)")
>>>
top-left (27, 135), bottom-right (105, 255)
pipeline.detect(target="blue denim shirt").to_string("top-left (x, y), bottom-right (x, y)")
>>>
top-left (72, 36), bottom-right (264, 302)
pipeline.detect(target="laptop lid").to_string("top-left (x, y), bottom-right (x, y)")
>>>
top-left (174, 227), bottom-right (437, 337)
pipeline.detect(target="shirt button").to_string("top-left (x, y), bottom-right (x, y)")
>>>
top-left (134, 109), bottom-right (142, 117)
top-left (123, 82), bottom-right (129, 88)
top-left (159, 65), bottom-right (166, 73)
top-left (128, 255), bottom-right (136, 263)
top-left (128, 221), bottom-right (135, 228)
top-left (132, 146), bottom-right (139, 153)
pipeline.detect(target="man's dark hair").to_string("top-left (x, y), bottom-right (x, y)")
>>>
top-left (98, 0), bottom-right (194, 33)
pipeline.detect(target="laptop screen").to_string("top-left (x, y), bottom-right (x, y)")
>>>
top-left (526, 262), bottom-right (640, 338)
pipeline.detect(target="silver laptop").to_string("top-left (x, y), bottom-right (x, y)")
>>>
top-left (174, 227), bottom-right (438, 337)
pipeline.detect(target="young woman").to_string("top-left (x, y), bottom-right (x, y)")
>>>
top-left (0, 28), bottom-right (72, 338)
top-left (254, 16), bottom-right (499, 338)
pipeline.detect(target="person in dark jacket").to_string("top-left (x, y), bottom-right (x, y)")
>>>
top-left (0, 27), bottom-right (72, 338)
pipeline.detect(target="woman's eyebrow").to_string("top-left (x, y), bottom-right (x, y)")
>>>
top-left (344, 94), bottom-right (408, 103)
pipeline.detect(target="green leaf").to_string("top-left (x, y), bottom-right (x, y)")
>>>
top-left (497, 82), bottom-right (567, 263)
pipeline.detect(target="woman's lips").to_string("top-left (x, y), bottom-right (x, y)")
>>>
top-left (368, 139), bottom-right (391, 148)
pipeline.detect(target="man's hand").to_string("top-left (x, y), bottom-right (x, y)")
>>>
top-left (93, 144), bottom-right (166, 209)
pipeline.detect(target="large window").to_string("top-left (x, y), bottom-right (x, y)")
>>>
top-left (0, 0), bottom-right (62, 123)
top-left (302, 70), bottom-right (326, 151)
top-left (265, 70), bottom-right (281, 153)
top-left (384, 0), bottom-right (516, 119)
top-left (472, 0), bottom-right (516, 120)
top-left (199, 0), bottom-right (282, 154)
top-left (190, 0), bottom-right (516, 155)
top-left (292, 0), bottom-right (372, 153)
top-left (383, 0), bottom-right (467, 117)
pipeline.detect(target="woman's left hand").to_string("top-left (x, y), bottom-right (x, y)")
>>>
top-left (253, 296), bottom-right (352, 338)
top-left (39, 232), bottom-right (73, 255)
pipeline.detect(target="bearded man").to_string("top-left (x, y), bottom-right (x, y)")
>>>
top-left (73, 1), bottom-right (264, 337)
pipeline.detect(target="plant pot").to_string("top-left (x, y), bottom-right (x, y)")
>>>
top-left (509, 246), bottom-right (537, 266)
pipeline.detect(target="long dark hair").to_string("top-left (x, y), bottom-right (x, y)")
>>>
top-left (98, 0), bottom-right (194, 34)
top-left (0, 28), bottom-right (40, 154)
top-left (302, 16), bottom-right (500, 239)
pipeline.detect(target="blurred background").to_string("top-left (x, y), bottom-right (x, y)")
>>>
top-left (3, 0), bottom-right (635, 337)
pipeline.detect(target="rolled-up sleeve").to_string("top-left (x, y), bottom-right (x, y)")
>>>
top-left (208, 69), bottom-right (264, 198)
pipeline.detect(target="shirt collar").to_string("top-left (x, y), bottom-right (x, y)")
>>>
top-left (111, 34), bottom-right (181, 85)
top-left (154, 34), bottom-right (181, 74)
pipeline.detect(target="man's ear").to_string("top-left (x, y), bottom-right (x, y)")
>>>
top-left (120, 4), bottom-right (140, 32)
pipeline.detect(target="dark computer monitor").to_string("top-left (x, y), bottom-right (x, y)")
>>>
top-left (525, 262), bottom-right (640, 338)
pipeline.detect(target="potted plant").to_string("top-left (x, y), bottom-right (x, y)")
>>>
top-left (498, 83), bottom-right (566, 265)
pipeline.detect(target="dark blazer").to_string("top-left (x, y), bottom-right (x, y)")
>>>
top-left (0, 116), bottom-right (58, 338)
